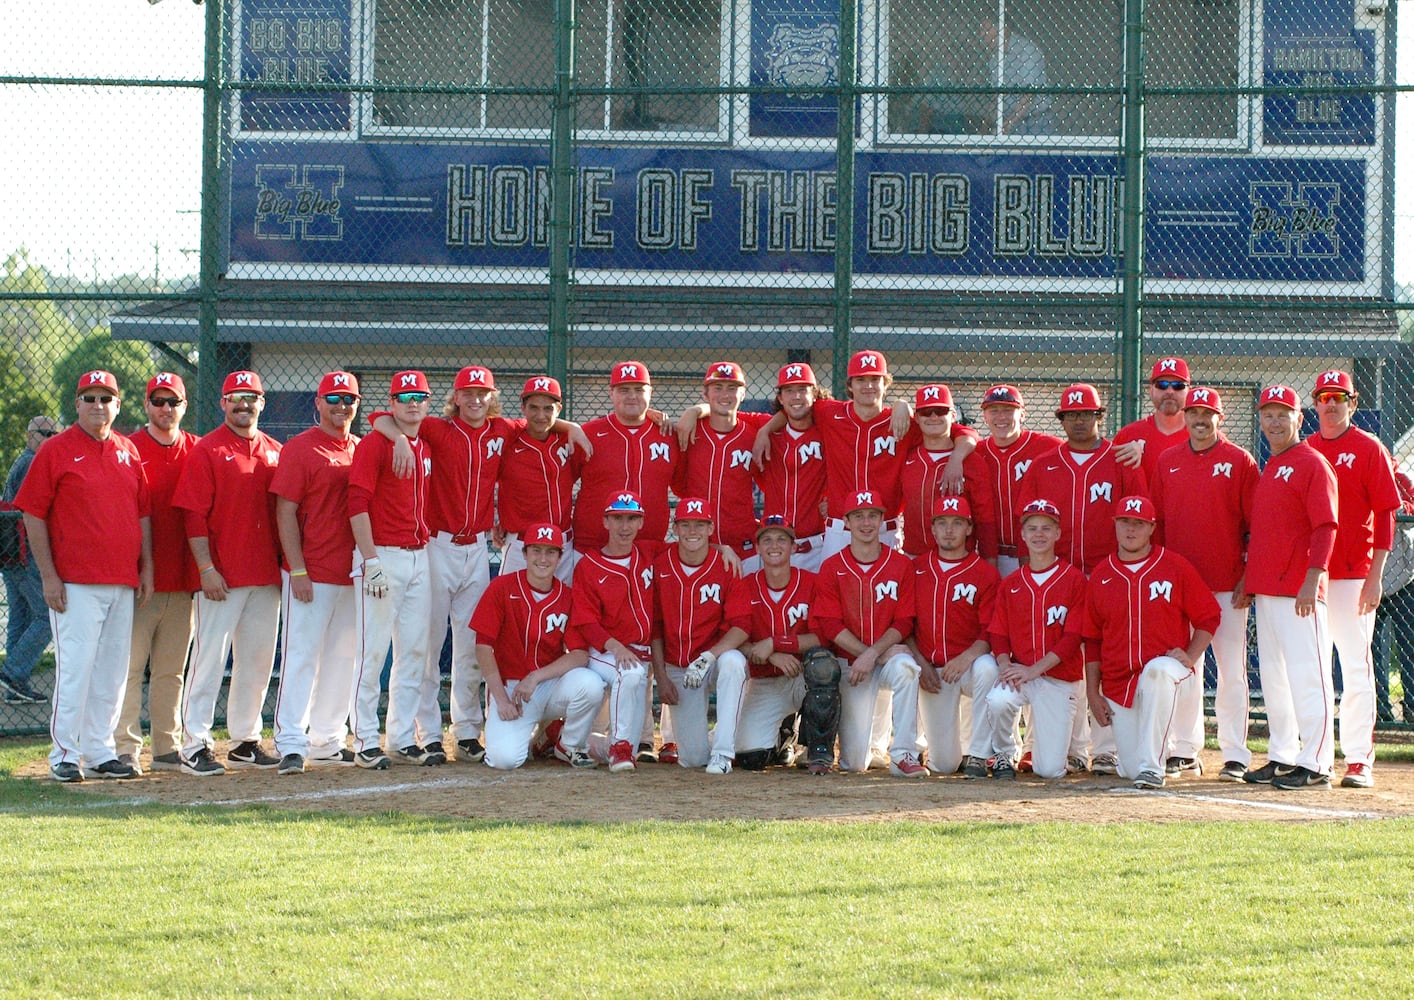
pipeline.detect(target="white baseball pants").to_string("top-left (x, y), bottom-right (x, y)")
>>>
top-left (1327, 577), bottom-right (1377, 768)
top-left (351, 546), bottom-right (431, 753)
top-left (274, 574), bottom-right (357, 759)
top-left (736, 673), bottom-right (806, 753)
top-left (1170, 590), bottom-right (1250, 764)
top-left (663, 650), bottom-right (749, 767)
top-left (586, 646), bottom-right (649, 750)
top-left (986, 674), bottom-right (1082, 778)
top-left (918, 653), bottom-right (999, 773)
top-left (1255, 594), bottom-right (1335, 775)
top-left (483, 668), bottom-right (606, 770)
top-left (838, 651), bottom-right (921, 772)
top-left (1107, 655), bottom-right (1190, 780)
top-left (48, 583), bottom-right (133, 769)
top-left (423, 532), bottom-right (492, 743)
top-left (181, 584), bottom-right (280, 757)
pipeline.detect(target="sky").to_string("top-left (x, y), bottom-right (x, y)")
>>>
top-left (0, 0), bottom-right (1411, 291)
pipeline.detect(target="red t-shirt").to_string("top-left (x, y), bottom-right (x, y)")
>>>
top-left (131, 427), bottom-right (201, 593)
top-left (1114, 415), bottom-right (1189, 483)
top-left (1017, 439), bottom-right (1149, 573)
top-left (974, 429), bottom-right (1064, 555)
top-left (1308, 426), bottom-right (1401, 580)
top-left (569, 544), bottom-right (657, 651)
top-left (677, 411), bottom-right (770, 552)
top-left (911, 551), bottom-right (1001, 664)
top-left (347, 431), bottom-right (430, 549)
top-left (652, 546), bottom-right (751, 665)
top-left (1083, 547), bottom-right (1222, 707)
top-left (269, 425), bottom-right (359, 585)
top-left (810, 546), bottom-right (916, 656)
top-left (741, 568), bottom-right (817, 678)
top-left (15, 426), bottom-right (150, 587)
top-left (987, 561), bottom-right (1088, 682)
top-left (469, 570), bottom-right (575, 682)
top-left (497, 429), bottom-right (575, 534)
top-left (753, 423), bottom-right (828, 538)
top-left (1150, 437), bottom-right (1258, 592)
top-left (898, 444), bottom-right (997, 558)
top-left (172, 423), bottom-right (282, 588)
top-left (1245, 441), bottom-right (1338, 599)
top-left (572, 414), bottom-right (682, 551)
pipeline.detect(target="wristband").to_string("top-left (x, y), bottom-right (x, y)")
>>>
top-left (289, 569), bottom-right (308, 578)
top-left (198, 564), bottom-right (214, 575)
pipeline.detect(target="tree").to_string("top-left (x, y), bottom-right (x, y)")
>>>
top-left (52, 332), bottom-right (154, 429)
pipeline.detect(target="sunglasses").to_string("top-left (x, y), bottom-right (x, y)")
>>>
top-left (224, 392), bottom-right (262, 403)
top-left (149, 396), bottom-right (184, 408)
top-left (1153, 379), bottom-right (1188, 391)
top-left (916, 406), bottom-right (951, 417)
top-left (322, 393), bottom-right (359, 405)
top-left (31, 427), bottom-right (58, 437)
top-left (79, 394), bottom-right (115, 405)
top-left (393, 391), bottom-right (430, 404)
top-left (762, 514), bottom-right (789, 528)
top-left (1314, 391), bottom-right (1350, 404)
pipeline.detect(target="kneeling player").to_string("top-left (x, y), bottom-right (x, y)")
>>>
top-left (476, 525), bottom-right (603, 769)
top-left (1083, 497), bottom-right (1219, 789)
top-left (652, 499), bottom-right (750, 774)
top-left (983, 499), bottom-right (1088, 779)
top-left (908, 497), bottom-right (1000, 778)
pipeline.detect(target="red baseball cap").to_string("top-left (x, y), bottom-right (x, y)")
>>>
top-left (1182, 386), bottom-right (1223, 414)
top-left (222, 370), bottom-right (264, 396)
top-left (317, 371), bottom-right (361, 398)
top-left (776, 362), bottom-right (818, 388)
top-left (914, 384), bottom-right (954, 409)
top-left (674, 497), bottom-right (714, 522)
top-left (1056, 383), bottom-right (1105, 416)
top-left (1114, 495), bottom-right (1157, 524)
top-left (77, 370), bottom-right (120, 396)
top-left (391, 370), bottom-right (431, 395)
top-left (455, 366), bottom-right (496, 391)
top-left (146, 372), bottom-right (187, 399)
top-left (845, 490), bottom-right (887, 514)
top-left (847, 350), bottom-right (888, 379)
top-left (610, 361), bottom-right (651, 386)
top-left (756, 513), bottom-right (797, 541)
top-left (521, 375), bottom-right (563, 401)
top-left (981, 384), bottom-right (1024, 408)
top-left (1149, 357), bottom-right (1191, 383)
top-left (931, 495), bottom-right (973, 521)
top-left (703, 362), bottom-right (745, 385)
top-left (1312, 369), bottom-right (1355, 396)
top-left (522, 523), bottom-right (566, 550)
top-left (1257, 385), bottom-right (1299, 411)
top-left (604, 491), bottom-right (646, 515)
top-left (1019, 498), bottom-right (1062, 524)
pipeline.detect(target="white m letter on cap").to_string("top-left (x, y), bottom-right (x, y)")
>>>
top-left (1067, 391), bottom-right (1084, 406)
top-left (154, 373), bottom-right (175, 386)
top-left (1321, 371), bottom-right (1343, 385)
top-left (923, 386), bottom-right (939, 400)
top-left (941, 498), bottom-right (960, 512)
top-left (786, 364), bottom-right (803, 378)
top-left (859, 354), bottom-right (878, 368)
top-left (1191, 388), bottom-right (1210, 403)
top-left (618, 493), bottom-right (635, 504)
top-left (1124, 498), bottom-right (1144, 514)
top-left (537, 527), bottom-right (554, 540)
top-left (400, 373), bottom-right (419, 387)
top-left (620, 364), bottom-right (638, 379)
top-left (533, 377), bottom-right (551, 391)
top-left (235, 372), bottom-right (254, 386)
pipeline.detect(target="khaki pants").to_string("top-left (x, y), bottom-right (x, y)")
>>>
top-left (117, 591), bottom-right (193, 759)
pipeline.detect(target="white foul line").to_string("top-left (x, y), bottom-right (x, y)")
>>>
top-left (1112, 786), bottom-right (1386, 820)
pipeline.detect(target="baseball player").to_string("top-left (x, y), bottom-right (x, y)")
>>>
top-left (1150, 387), bottom-right (1259, 781)
top-left (173, 370), bottom-right (283, 776)
top-left (752, 363), bottom-right (829, 572)
top-left (348, 370), bottom-right (434, 769)
top-left (1083, 496), bottom-right (1221, 789)
top-left (476, 523), bottom-right (603, 770)
top-left (17, 370), bottom-right (152, 781)
top-left (1241, 384), bottom-right (1339, 790)
top-left (651, 498), bottom-right (751, 774)
top-left (1305, 369), bottom-right (1401, 789)
top-left (268, 372), bottom-right (362, 774)
top-left (982, 498), bottom-right (1089, 779)
top-left (734, 514), bottom-right (824, 770)
top-left (899, 383), bottom-right (996, 560)
top-left (117, 373), bottom-right (199, 774)
top-left (496, 376), bottom-right (578, 585)
top-left (569, 492), bottom-right (656, 772)
top-left (1114, 357), bottom-right (1193, 481)
top-left (973, 384), bottom-right (1063, 577)
top-left (809, 489), bottom-right (926, 775)
top-left (908, 496), bottom-right (1001, 778)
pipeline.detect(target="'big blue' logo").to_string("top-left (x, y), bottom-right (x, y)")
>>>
top-left (1249, 183), bottom-right (1338, 258)
top-left (255, 164), bottom-right (344, 240)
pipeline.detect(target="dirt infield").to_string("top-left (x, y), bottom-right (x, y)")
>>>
top-left (20, 742), bottom-right (1414, 823)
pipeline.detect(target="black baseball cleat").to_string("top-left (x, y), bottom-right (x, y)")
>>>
top-left (1242, 761), bottom-right (1296, 785)
top-left (1272, 766), bottom-right (1331, 790)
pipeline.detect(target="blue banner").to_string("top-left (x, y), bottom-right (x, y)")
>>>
top-left (237, 0), bottom-right (353, 132)
top-left (749, 0), bottom-right (843, 138)
top-left (1263, 0), bottom-right (1377, 146)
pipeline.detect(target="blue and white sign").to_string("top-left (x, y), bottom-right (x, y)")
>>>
top-left (750, 0), bottom-right (844, 138)
top-left (237, 0), bottom-right (353, 132)
top-left (1263, 0), bottom-right (1377, 146)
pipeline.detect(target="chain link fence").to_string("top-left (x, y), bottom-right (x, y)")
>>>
top-left (3, 0), bottom-right (1413, 736)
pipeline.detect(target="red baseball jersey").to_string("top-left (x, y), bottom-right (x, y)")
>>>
top-left (677, 411), bottom-right (770, 551)
top-left (898, 445), bottom-right (998, 558)
top-left (753, 422), bottom-right (828, 539)
top-left (347, 430), bottom-right (430, 549)
top-left (269, 425), bottom-right (359, 585)
top-left (652, 547), bottom-right (751, 665)
top-left (987, 561), bottom-right (1088, 682)
top-left (1083, 546), bottom-right (1222, 707)
top-left (172, 423), bottom-right (282, 588)
top-left (15, 426), bottom-right (150, 588)
top-left (572, 414), bottom-right (682, 551)
top-left (810, 546), bottom-right (916, 656)
top-left (911, 551), bottom-right (1001, 664)
top-left (1114, 415), bottom-right (1189, 483)
top-left (131, 427), bottom-right (201, 593)
top-left (741, 567), bottom-right (817, 678)
top-left (469, 570), bottom-right (575, 682)
top-left (1308, 426), bottom-right (1401, 580)
top-left (569, 543), bottom-right (657, 651)
top-left (1245, 441), bottom-right (1338, 599)
top-left (1150, 436), bottom-right (1259, 592)
top-left (1016, 439), bottom-right (1149, 573)
top-left (497, 429), bottom-right (575, 534)
top-left (974, 429), bottom-right (1064, 556)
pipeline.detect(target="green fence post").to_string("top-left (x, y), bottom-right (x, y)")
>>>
top-left (831, 0), bottom-right (857, 399)
top-left (548, 0), bottom-right (575, 414)
top-left (196, 0), bottom-right (225, 434)
top-left (1118, 0), bottom-right (1146, 426)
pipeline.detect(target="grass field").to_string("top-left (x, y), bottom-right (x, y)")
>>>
top-left (4, 738), bottom-right (1414, 998)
